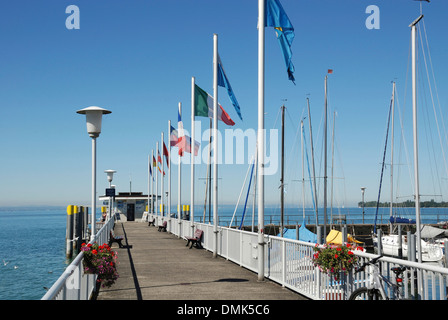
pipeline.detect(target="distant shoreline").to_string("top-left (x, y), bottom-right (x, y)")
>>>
top-left (359, 200), bottom-right (448, 208)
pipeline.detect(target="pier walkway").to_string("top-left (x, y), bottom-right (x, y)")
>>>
top-left (96, 221), bottom-right (308, 300)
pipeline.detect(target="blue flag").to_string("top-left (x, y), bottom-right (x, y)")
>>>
top-left (265, 0), bottom-right (295, 83)
top-left (217, 54), bottom-right (243, 121)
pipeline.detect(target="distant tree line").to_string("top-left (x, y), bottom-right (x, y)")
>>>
top-left (359, 199), bottom-right (448, 208)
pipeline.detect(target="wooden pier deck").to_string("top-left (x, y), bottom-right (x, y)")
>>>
top-left (96, 221), bottom-right (308, 301)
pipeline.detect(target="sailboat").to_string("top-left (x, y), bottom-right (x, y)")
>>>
top-left (372, 14), bottom-right (444, 263)
top-left (374, 233), bottom-right (443, 262)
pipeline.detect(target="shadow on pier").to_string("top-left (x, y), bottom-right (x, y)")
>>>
top-left (95, 221), bottom-right (308, 300)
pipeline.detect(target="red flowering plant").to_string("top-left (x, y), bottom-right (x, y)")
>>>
top-left (81, 242), bottom-right (119, 287)
top-left (312, 243), bottom-right (362, 281)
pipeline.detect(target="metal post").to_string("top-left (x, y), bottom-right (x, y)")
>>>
top-left (161, 132), bottom-right (164, 216)
top-left (191, 76), bottom-right (195, 232)
top-left (156, 142), bottom-right (159, 220)
top-left (257, 0), bottom-right (265, 281)
top-left (91, 137), bottom-right (97, 240)
top-left (323, 75), bottom-right (328, 238)
top-left (280, 105), bottom-right (285, 237)
top-left (151, 150), bottom-right (154, 214)
top-left (168, 120), bottom-right (171, 218)
top-left (178, 102), bottom-right (182, 226)
top-left (213, 33), bottom-right (219, 258)
top-left (361, 187), bottom-right (366, 224)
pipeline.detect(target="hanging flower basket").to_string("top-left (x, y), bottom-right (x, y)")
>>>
top-left (312, 243), bottom-right (361, 281)
top-left (81, 242), bottom-right (119, 288)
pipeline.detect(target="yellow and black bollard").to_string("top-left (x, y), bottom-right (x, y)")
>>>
top-left (66, 205), bottom-right (75, 259)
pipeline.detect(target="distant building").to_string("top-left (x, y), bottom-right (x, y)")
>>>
top-left (99, 192), bottom-right (158, 221)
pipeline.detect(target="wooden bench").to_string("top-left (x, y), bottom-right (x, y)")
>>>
top-left (109, 230), bottom-right (124, 248)
top-left (185, 229), bottom-right (203, 249)
top-left (148, 217), bottom-right (155, 226)
top-left (158, 221), bottom-right (167, 232)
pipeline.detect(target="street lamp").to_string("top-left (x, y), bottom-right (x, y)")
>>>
top-left (77, 106), bottom-right (111, 240)
top-left (361, 187), bottom-right (366, 224)
top-left (105, 169), bottom-right (116, 187)
top-left (105, 169), bottom-right (116, 220)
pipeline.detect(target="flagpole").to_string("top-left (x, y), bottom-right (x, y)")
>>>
top-left (257, 0), bottom-right (265, 282)
top-left (324, 75), bottom-right (328, 239)
top-left (148, 154), bottom-right (150, 216)
top-left (161, 132), bottom-right (165, 217)
top-left (156, 141), bottom-right (159, 219)
top-left (191, 76), bottom-right (195, 236)
top-left (168, 120), bottom-right (171, 219)
top-left (213, 33), bottom-right (219, 258)
top-left (178, 102), bottom-right (182, 235)
top-left (151, 149), bottom-right (154, 214)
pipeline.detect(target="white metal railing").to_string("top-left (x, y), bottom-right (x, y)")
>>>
top-left (41, 217), bottom-right (115, 300)
top-left (153, 214), bottom-right (448, 300)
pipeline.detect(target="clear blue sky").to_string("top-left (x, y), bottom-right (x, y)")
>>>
top-left (1, 0), bottom-right (447, 209)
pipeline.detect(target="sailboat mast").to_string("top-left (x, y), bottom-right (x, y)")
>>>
top-left (301, 120), bottom-right (305, 221)
top-left (307, 98), bottom-right (318, 227)
top-left (410, 14), bottom-right (424, 264)
top-left (331, 111), bottom-right (335, 227)
top-left (389, 82), bottom-right (395, 234)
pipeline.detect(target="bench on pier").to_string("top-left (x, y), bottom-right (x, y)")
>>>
top-left (148, 217), bottom-right (155, 227)
top-left (158, 221), bottom-right (167, 232)
top-left (109, 230), bottom-right (124, 248)
top-left (185, 229), bottom-right (203, 249)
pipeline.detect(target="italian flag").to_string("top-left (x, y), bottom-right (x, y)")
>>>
top-left (194, 84), bottom-right (235, 126)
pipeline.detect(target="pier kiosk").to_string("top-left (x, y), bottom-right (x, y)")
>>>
top-left (99, 191), bottom-right (159, 221)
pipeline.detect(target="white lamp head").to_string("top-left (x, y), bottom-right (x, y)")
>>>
top-left (77, 106), bottom-right (111, 138)
top-left (105, 169), bottom-right (116, 183)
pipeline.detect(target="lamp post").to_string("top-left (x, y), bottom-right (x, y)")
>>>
top-left (77, 106), bottom-right (111, 240)
top-left (361, 187), bottom-right (366, 224)
top-left (105, 169), bottom-right (116, 220)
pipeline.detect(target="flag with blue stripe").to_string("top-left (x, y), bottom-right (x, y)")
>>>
top-left (265, 0), bottom-right (295, 83)
top-left (217, 54), bottom-right (242, 121)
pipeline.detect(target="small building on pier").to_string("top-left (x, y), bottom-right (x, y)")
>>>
top-left (99, 192), bottom-right (159, 221)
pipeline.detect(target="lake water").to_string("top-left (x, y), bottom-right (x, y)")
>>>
top-left (0, 207), bottom-right (68, 300)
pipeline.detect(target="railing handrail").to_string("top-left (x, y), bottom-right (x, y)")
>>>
top-left (267, 233), bottom-right (448, 275)
top-left (151, 213), bottom-right (448, 300)
top-left (41, 250), bottom-right (85, 300)
top-left (41, 217), bottom-right (115, 300)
